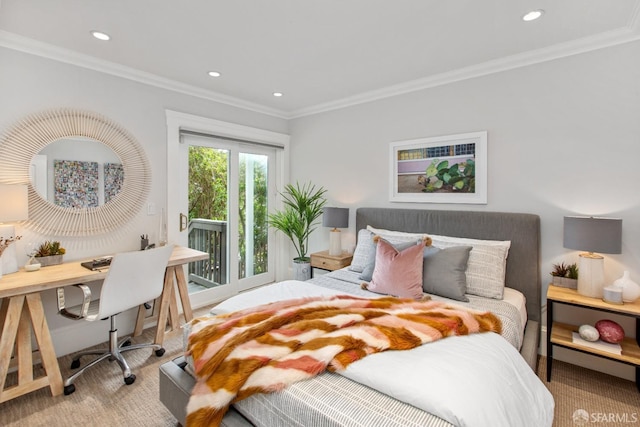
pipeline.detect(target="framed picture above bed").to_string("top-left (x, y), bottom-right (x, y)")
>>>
top-left (389, 131), bottom-right (487, 204)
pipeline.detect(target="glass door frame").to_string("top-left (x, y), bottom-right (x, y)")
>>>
top-left (165, 110), bottom-right (290, 308)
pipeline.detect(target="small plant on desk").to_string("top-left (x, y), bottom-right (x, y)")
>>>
top-left (34, 240), bottom-right (66, 266)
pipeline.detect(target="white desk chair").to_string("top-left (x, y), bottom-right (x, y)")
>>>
top-left (57, 245), bottom-right (174, 395)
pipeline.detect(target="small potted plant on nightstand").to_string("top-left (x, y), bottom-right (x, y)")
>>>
top-left (34, 240), bottom-right (66, 267)
top-left (268, 182), bottom-right (327, 281)
top-left (551, 262), bottom-right (578, 289)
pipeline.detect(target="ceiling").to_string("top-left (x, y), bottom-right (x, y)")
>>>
top-left (1, 1), bottom-right (639, 118)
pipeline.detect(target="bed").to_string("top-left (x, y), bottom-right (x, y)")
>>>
top-left (159, 207), bottom-right (553, 426)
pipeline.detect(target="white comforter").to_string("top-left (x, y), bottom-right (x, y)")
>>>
top-left (211, 280), bottom-right (554, 427)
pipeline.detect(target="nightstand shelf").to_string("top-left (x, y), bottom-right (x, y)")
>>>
top-left (551, 322), bottom-right (640, 365)
top-left (546, 285), bottom-right (640, 391)
top-left (310, 251), bottom-right (352, 276)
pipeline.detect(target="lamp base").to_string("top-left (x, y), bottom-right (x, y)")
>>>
top-left (329, 229), bottom-right (342, 256)
top-left (0, 224), bottom-right (19, 275)
top-left (577, 252), bottom-right (605, 298)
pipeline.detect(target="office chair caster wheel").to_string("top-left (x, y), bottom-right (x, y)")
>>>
top-left (155, 348), bottom-right (165, 357)
top-left (121, 339), bottom-right (131, 347)
top-left (64, 384), bottom-right (76, 395)
top-left (124, 374), bottom-right (136, 385)
top-left (70, 359), bottom-right (81, 369)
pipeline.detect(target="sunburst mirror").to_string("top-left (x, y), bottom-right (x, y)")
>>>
top-left (0, 109), bottom-right (150, 237)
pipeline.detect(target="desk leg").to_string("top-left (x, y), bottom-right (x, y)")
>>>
top-left (168, 274), bottom-right (180, 331)
top-left (174, 265), bottom-right (193, 322)
top-left (17, 304), bottom-right (34, 385)
top-left (0, 297), bottom-right (23, 395)
top-left (154, 269), bottom-right (176, 347)
top-left (134, 265), bottom-right (195, 345)
top-left (0, 295), bottom-right (63, 403)
top-left (133, 304), bottom-right (146, 337)
top-left (25, 294), bottom-right (63, 396)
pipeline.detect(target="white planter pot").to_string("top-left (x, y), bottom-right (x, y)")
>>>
top-left (292, 259), bottom-right (311, 281)
top-left (552, 276), bottom-right (577, 289)
top-left (36, 254), bottom-right (64, 267)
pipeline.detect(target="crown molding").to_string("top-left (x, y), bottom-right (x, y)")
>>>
top-left (0, 30), bottom-right (289, 120)
top-left (289, 16), bottom-right (640, 119)
top-left (1, 10), bottom-right (639, 122)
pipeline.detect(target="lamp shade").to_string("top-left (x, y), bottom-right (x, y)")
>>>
top-left (0, 184), bottom-right (29, 222)
top-left (322, 207), bottom-right (349, 229)
top-left (563, 216), bottom-right (622, 254)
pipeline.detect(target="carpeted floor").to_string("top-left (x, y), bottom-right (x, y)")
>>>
top-left (1, 320), bottom-right (638, 426)
top-left (537, 357), bottom-right (640, 426)
top-left (0, 325), bottom-right (184, 427)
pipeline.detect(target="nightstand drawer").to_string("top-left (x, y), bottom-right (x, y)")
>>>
top-left (310, 251), bottom-right (352, 271)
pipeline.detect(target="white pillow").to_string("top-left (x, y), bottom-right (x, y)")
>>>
top-left (429, 234), bottom-right (510, 299)
top-left (367, 225), bottom-right (427, 241)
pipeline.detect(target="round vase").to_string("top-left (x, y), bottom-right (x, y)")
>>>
top-left (612, 271), bottom-right (640, 303)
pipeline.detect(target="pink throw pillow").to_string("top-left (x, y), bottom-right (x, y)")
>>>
top-left (367, 238), bottom-right (425, 300)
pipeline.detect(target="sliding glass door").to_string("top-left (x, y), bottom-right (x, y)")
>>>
top-left (178, 133), bottom-right (277, 306)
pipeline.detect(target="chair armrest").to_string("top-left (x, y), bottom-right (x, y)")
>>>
top-left (57, 284), bottom-right (92, 320)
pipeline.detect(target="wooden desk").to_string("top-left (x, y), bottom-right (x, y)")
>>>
top-left (0, 245), bottom-right (207, 403)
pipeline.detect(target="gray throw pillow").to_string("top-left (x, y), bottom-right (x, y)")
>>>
top-left (349, 229), bottom-right (376, 273)
top-left (422, 246), bottom-right (472, 302)
top-left (359, 238), bottom-right (422, 282)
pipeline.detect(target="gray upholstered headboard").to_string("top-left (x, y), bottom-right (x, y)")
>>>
top-left (355, 208), bottom-right (541, 322)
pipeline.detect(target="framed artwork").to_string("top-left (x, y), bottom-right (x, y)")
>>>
top-left (104, 162), bottom-right (124, 203)
top-left (54, 160), bottom-right (99, 208)
top-left (389, 131), bottom-right (487, 204)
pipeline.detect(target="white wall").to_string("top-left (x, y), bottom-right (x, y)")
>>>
top-left (0, 46), bottom-right (288, 355)
top-left (289, 40), bottom-right (640, 379)
top-left (2, 39), bottom-right (639, 378)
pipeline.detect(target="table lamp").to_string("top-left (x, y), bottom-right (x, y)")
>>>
top-left (323, 207), bottom-right (349, 256)
top-left (563, 216), bottom-right (622, 298)
top-left (0, 184), bottom-right (29, 275)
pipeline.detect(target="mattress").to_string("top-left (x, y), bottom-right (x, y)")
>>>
top-left (184, 270), bottom-right (551, 427)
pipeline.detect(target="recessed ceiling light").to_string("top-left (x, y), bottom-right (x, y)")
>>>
top-left (273, 92), bottom-right (283, 97)
top-left (208, 71), bottom-right (221, 77)
top-left (91, 31), bottom-right (111, 41)
top-left (522, 9), bottom-right (544, 22)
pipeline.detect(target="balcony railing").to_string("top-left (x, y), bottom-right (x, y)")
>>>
top-left (188, 218), bottom-right (227, 288)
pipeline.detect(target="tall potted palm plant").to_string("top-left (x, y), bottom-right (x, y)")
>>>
top-left (268, 182), bottom-right (327, 280)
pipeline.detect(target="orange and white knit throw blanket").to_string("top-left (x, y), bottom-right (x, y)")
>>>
top-left (185, 295), bottom-right (502, 426)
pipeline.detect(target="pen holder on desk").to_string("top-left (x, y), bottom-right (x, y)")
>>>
top-left (140, 238), bottom-right (149, 251)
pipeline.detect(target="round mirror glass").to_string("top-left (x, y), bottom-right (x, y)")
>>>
top-left (32, 137), bottom-right (124, 208)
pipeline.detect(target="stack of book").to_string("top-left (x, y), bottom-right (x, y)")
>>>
top-left (571, 332), bottom-right (622, 355)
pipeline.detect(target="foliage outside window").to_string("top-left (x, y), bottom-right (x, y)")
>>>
top-left (188, 147), bottom-right (269, 279)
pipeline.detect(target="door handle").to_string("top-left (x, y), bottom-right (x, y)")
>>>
top-left (179, 213), bottom-right (188, 232)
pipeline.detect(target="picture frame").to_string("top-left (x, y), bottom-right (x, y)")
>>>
top-left (389, 131), bottom-right (487, 204)
top-left (54, 159), bottom-right (99, 208)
